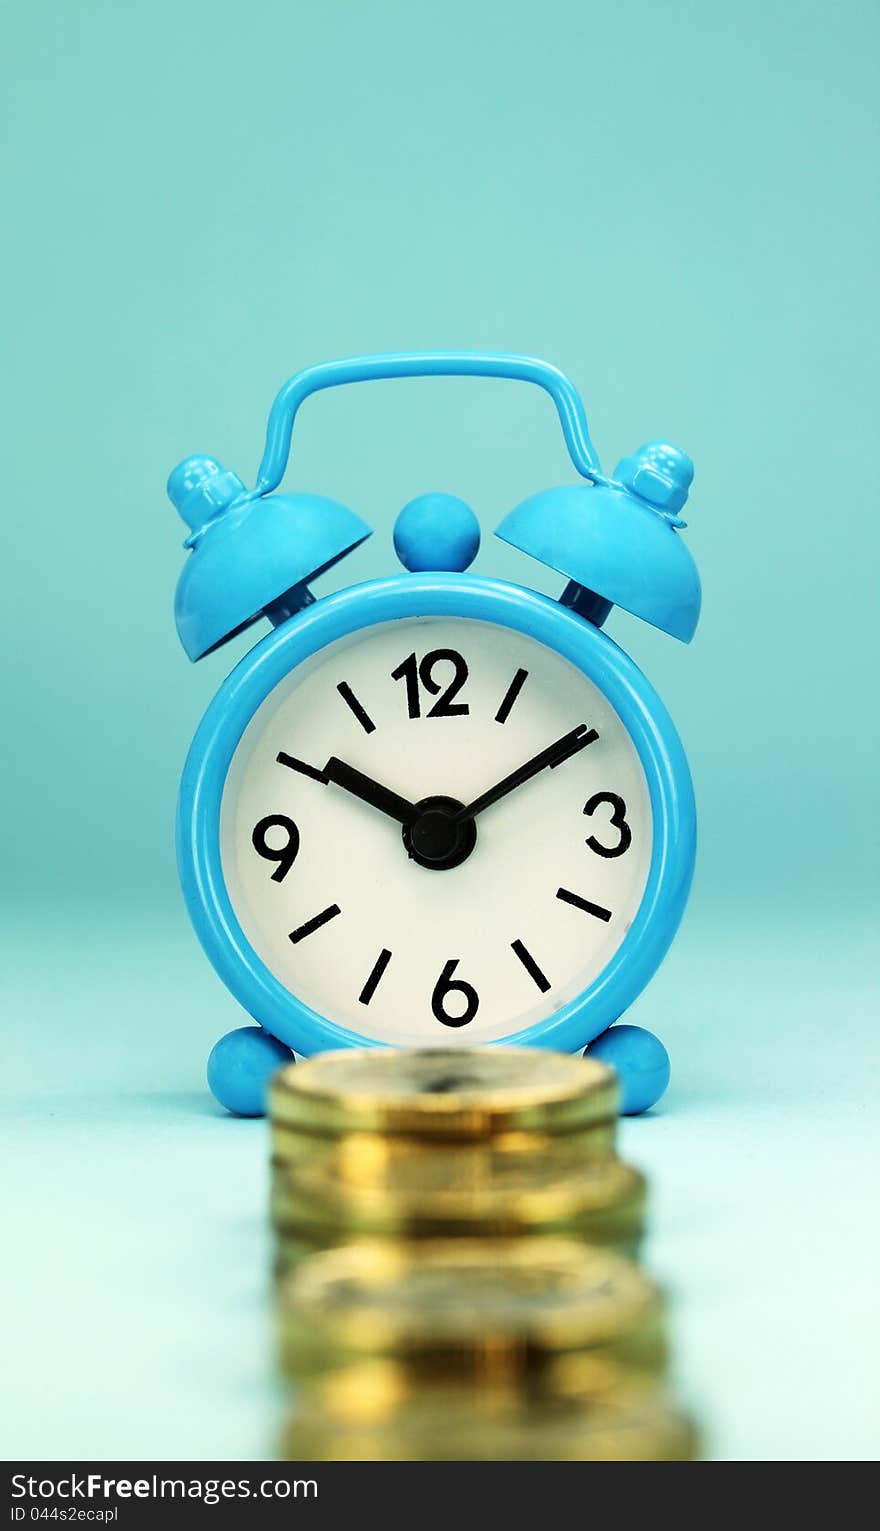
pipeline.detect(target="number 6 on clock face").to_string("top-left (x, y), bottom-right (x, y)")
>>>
top-left (184, 580), bottom-right (694, 1056)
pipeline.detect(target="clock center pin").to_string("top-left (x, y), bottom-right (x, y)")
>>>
top-left (405, 796), bottom-right (478, 871)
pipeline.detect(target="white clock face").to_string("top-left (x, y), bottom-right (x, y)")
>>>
top-left (220, 617), bottom-right (652, 1047)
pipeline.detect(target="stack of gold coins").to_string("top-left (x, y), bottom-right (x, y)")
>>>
top-left (268, 1048), bottom-right (698, 1460)
top-left (268, 1048), bottom-right (646, 1270)
top-left (276, 1239), bottom-right (696, 1461)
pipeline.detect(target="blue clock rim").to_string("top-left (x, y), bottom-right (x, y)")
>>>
top-left (178, 573), bottom-right (696, 1056)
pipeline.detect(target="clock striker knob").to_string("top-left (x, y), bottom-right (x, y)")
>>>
top-left (394, 493), bottom-right (480, 572)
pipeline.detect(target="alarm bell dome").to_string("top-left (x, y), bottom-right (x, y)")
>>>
top-left (169, 455), bottom-right (371, 660)
top-left (495, 442), bottom-right (700, 642)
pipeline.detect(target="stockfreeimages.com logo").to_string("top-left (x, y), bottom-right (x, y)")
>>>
top-left (10, 1475), bottom-right (317, 1510)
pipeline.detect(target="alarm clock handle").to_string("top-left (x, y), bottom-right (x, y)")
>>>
top-left (253, 352), bottom-right (609, 496)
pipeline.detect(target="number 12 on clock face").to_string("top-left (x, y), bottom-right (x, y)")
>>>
top-left (219, 615), bottom-right (652, 1048)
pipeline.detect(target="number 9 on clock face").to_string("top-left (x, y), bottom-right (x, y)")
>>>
top-left (206, 604), bottom-right (680, 1051)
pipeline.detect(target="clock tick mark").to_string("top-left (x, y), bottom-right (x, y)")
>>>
top-left (358, 947), bottom-right (393, 1005)
top-left (337, 681), bottom-right (376, 734)
top-left (511, 938), bottom-right (551, 993)
top-left (556, 887), bottom-right (612, 923)
top-left (494, 667), bottom-right (529, 723)
top-left (288, 904), bottom-right (342, 944)
top-left (276, 752), bottom-right (329, 783)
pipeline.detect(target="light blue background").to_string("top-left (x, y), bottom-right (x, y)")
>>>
top-left (2, 0), bottom-right (878, 1461)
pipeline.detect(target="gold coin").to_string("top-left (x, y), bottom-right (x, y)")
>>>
top-left (270, 1117), bottom-right (618, 1170)
top-left (287, 1351), bottom-right (633, 1414)
top-left (272, 1199), bottom-right (643, 1276)
top-left (276, 1237), bottom-right (664, 1379)
top-left (273, 1212), bottom-right (642, 1279)
top-left (269, 1048), bottom-right (618, 1140)
top-left (271, 1150), bottom-right (646, 1244)
top-left (281, 1366), bottom-right (696, 1461)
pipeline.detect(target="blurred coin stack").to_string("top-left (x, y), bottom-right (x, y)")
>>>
top-left (269, 1048), bottom-right (697, 1461)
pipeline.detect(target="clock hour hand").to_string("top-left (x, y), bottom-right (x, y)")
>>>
top-left (452, 723), bottom-right (598, 824)
top-left (323, 756), bottom-right (419, 827)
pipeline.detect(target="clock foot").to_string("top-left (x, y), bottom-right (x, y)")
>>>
top-left (585, 1024), bottom-right (670, 1116)
top-left (207, 1025), bottom-right (294, 1117)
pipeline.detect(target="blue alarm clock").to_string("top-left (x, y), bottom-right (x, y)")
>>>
top-left (168, 354), bottom-right (699, 1118)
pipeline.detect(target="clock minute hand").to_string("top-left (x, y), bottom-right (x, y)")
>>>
top-left (453, 723), bottom-right (599, 824)
top-left (323, 756), bottom-right (419, 827)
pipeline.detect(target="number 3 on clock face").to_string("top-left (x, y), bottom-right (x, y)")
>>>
top-left (180, 578), bottom-right (695, 1055)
